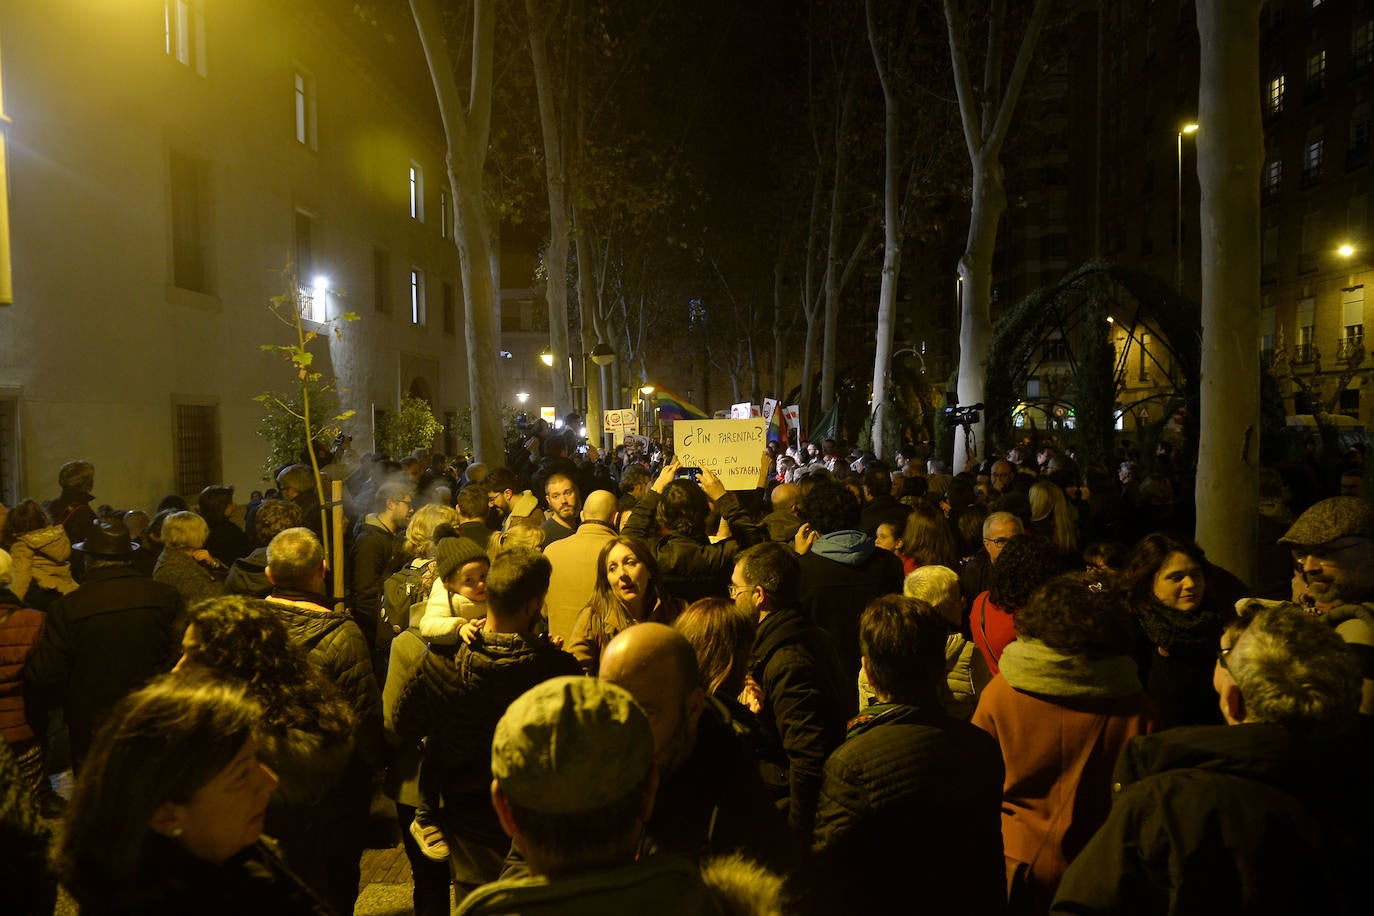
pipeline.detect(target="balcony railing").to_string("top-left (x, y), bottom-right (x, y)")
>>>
top-left (1294, 343), bottom-right (1316, 364)
top-left (1338, 337), bottom-right (1364, 361)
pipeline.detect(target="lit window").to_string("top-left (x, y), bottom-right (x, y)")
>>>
top-left (1305, 137), bottom-right (1325, 182)
top-left (293, 68), bottom-right (317, 150)
top-left (409, 163), bottom-right (424, 221)
top-left (1267, 75), bottom-right (1285, 115)
top-left (410, 268), bottom-right (425, 325)
top-left (164, 1), bottom-right (206, 76)
top-left (1264, 158), bottom-right (1282, 195)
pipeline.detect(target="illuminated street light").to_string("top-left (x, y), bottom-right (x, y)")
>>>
top-left (1338, 243), bottom-right (1356, 258)
top-left (516, 391), bottom-right (529, 404)
top-left (640, 385), bottom-right (655, 395)
top-left (312, 275), bottom-right (329, 293)
top-left (540, 347), bottom-right (554, 367)
top-left (1177, 122), bottom-right (1199, 290)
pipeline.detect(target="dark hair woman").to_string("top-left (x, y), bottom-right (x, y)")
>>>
top-left (970, 535), bottom-right (1061, 675)
top-left (57, 676), bottom-right (327, 914)
top-left (674, 596), bottom-right (761, 724)
top-left (174, 596), bottom-right (364, 916)
top-left (899, 504), bottom-right (960, 576)
top-left (972, 572), bottom-right (1156, 911)
top-left (568, 536), bottom-right (681, 675)
top-left (1120, 532), bottom-right (1229, 728)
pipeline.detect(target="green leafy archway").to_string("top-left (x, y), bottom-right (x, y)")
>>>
top-left (985, 261), bottom-right (1201, 468)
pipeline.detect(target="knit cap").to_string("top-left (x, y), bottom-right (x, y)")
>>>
top-left (435, 536), bottom-right (488, 580)
top-left (492, 677), bottom-right (653, 815)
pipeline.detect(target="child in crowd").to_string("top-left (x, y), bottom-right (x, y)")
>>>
top-left (411, 535), bottom-right (489, 859)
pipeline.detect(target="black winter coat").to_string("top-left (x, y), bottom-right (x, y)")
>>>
top-left (23, 566), bottom-right (181, 766)
top-left (812, 702), bottom-right (1006, 916)
top-left (393, 631), bottom-right (581, 848)
top-left (796, 538), bottom-right (904, 687)
top-left (749, 608), bottom-right (852, 836)
top-left (265, 592), bottom-right (385, 769)
top-left (1052, 723), bottom-right (1374, 915)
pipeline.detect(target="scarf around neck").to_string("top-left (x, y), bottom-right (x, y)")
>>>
top-left (999, 637), bottom-right (1142, 699)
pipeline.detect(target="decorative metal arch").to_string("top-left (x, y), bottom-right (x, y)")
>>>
top-left (985, 261), bottom-right (1201, 467)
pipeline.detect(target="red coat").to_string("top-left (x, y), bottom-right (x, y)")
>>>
top-left (972, 674), bottom-right (1156, 907)
top-left (0, 599), bottom-right (45, 742)
top-left (971, 591), bottom-right (1017, 675)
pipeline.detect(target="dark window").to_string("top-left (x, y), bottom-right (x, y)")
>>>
top-left (170, 151), bottom-right (212, 293)
top-left (174, 403), bottom-right (221, 497)
top-left (374, 248), bottom-right (390, 313)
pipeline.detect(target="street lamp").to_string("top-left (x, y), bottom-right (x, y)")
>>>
top-left (588, 343), bottom-right (616, 447)
top-left (539, 347), bottom-right (554, 367)
top-left (516, 391), bottom-right (529, 404)
top-left (1338, 242), bottom-right (1356, 258)
top-left (1177, 122), bottom-right (1199, 290)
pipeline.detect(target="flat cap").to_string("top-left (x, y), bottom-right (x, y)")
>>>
top-left (1279, 496), bottom-right (1374, 546)
top-left (492, 676), bottom-right (653, 815)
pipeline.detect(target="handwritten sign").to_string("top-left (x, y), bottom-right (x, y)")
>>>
top-left (674, 419), bottom-right (766, 490)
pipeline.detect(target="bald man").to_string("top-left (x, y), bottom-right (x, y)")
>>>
top-left (543, 489), bottom-right (620, 643)
top-left (762, 482), bottom-right (803, 543)
top-left (600, 624), bottom-right (796, 874)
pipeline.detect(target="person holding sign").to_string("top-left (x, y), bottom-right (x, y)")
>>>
top-left (621, 458), bottom-right (767, 604)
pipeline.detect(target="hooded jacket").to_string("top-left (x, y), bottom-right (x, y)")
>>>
top-left (392, 630), bottom-right (582, 848)
top-left (1053, 723), bottom-right (1374, 915)
top-left (796, 529), bottom-right (904, 686)
top-left (0, 592), bottom-right (44, 742)
top-left (7, 525), bottom-right (79, 604)
top-left (972, 639), bottom-right (1157, 908)
top-left (224, 547), bottom-right (272, 598)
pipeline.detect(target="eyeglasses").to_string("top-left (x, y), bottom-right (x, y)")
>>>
top-left (1292, 536), bottom-right (1371, 567)
top-left (984, 536), bottom-right (1014, 548)
top-left (728, 582), bottom-right (752, 598)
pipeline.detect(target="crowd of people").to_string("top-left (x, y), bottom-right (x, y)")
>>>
top-left (0, 425), bottom-right (1372, 914)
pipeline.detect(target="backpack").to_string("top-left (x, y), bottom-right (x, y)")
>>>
top-left (382, 559), bottom-right (436, 630)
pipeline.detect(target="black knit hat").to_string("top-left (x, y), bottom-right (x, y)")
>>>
top-left (436, 536), bottom-right (488, 580)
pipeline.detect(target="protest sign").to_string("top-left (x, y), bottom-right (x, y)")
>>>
top-left (673, 418), bottom-right (766, 490)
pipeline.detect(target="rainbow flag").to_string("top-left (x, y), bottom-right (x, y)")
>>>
top-left (654, 386), bottom-right (711, 422)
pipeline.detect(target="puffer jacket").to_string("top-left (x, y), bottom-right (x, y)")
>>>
top-left (0, 592), bottom-right (45, 742)
top-left (265, 591), bottom-right (385, 769)
top-left (812, 702), bottom-right (1006, 916)
top-left (622, 490), bottom-right (764, 604)
top-left (393, 630), bottom-right (581, 847)
top-left (7, 525), bottom-right (79, 605)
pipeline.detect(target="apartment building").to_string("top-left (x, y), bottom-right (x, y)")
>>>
top-left (0, 0), bottom-right (469, 508)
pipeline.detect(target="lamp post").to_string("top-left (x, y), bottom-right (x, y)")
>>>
top-left (589, 342), bottom-right (615, 448)
top-left (1177, 122), bottom-right (1199, 290)
top-left (639, 385), bottom-right (655, 440)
